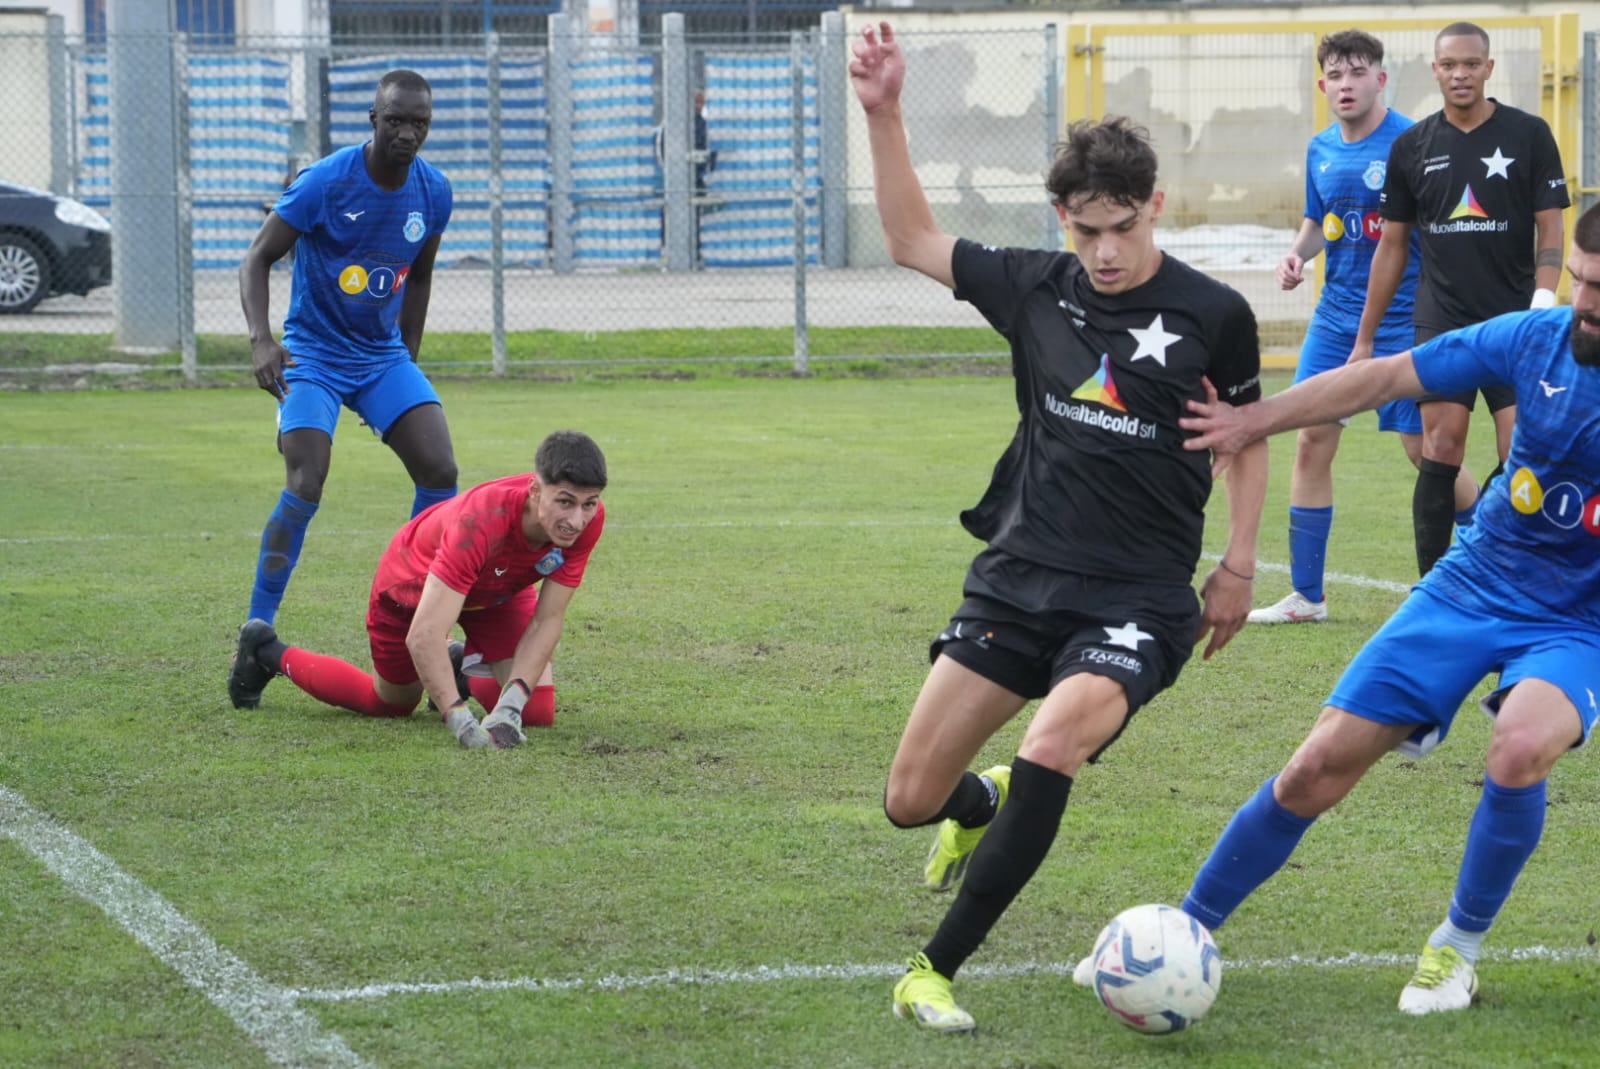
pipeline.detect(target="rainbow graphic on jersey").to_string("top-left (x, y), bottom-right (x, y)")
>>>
top-left (1449, 184), bottom-right (1489, 220)
top-left (1071, 354), bottom-right (1127, 412)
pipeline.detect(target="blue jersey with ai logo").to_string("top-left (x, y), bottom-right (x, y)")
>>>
top-left (274, 144), bottom-right (453, 368)
top-left (1305, 109), bottom-right (1420, 331)
top-left (1415, 308), bottom-right (1600, 628)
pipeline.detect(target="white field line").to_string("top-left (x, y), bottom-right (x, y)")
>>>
top-left (0, 521), bottom-right (1418, 597)
top-left (4, 781), bottom-right (1590, 1019)
top-left (292, 945), bottom-right (1595, 1004)
top-left (0, 786), bottom-right (370, 1069)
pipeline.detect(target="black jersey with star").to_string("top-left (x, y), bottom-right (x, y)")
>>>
top-left (1381, 101), bottom-right (1569, 330)
top-left (951, 238), bottom-right (1261, 586)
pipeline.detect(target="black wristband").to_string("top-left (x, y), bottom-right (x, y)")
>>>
top-left (1219, 560), bottom-right (1254, 581)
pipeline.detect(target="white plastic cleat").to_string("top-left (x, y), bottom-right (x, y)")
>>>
top-left (1398, 945), bottom-right (1478, 1015)
top-left (1247, 590), bottom-right (1329, 625)
top-left (1072, 954), bottom-right (1095, 988)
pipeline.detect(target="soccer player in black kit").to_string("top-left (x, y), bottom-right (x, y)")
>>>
top-left (849, 20), bottom-right (1268, 1033)
top-left (1352, 21), bottom-right (1568, 576)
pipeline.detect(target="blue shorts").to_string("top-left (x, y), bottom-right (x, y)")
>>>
top-left (1296, 320), bottom-right (1421, 435)
top-left (277, 357), bottom-right (440, 440)
top-left (1328, 585), bottom-right (1600, 757)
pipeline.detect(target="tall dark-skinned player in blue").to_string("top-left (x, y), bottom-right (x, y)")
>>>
top-left (230, 69), bottom-right (458, 708)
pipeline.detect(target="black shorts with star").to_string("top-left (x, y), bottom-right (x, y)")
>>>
top-left (931, 546), bottom-right (1200, 734)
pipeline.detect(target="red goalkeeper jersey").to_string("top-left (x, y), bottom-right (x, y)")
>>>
top-left (370, 474), bottom-right (604, 612)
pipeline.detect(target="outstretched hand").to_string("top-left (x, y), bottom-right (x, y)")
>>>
top-left (848, 21), bottom-right (906, 112)
top-left (1179, 376), bottom-right (1255, 477)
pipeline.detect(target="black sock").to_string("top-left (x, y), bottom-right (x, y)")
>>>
top-left (922, 756), bottom-right (1072, 978)
top-left (885, 770), bottom-right (995, 830)
top-left (1413, 458), bottom-right (1460, 576)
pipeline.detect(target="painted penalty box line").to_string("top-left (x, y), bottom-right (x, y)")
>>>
top-left (293, 945), bottom-right (1596, 1004)
top-left (0, 785), bottom-right (372, 1069)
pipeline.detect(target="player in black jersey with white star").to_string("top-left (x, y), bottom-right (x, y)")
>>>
top-left (850, 20), bottom-right (1268, 1034)
top-left (1353, 22), bottom-right (1569, 576)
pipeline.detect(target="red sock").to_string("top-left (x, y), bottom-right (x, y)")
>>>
top-left (280, 647), bottom-right (415, 718)
top-left (467, 675), bottom-right (501, 711)
top-left (525, 685), bottom-right (556, 728)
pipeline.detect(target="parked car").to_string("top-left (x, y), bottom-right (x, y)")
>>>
top-left (0, 181), bottom-right (113, 313)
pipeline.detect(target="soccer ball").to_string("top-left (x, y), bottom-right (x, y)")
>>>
top-left (1087, 903), bottom-right (1222, 1034)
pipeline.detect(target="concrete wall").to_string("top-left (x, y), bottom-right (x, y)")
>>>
top-left (0, 10), bottom-right (57, 191)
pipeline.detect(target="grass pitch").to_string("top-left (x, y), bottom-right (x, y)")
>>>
top-left (2, 374), bottom-right (1596, 1068)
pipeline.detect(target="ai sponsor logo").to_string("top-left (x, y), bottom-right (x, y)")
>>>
top-left (1507, 467), bottom-right (1600, 535)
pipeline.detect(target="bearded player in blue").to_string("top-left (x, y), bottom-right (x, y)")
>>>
top-left (1247, 30), bottom-right (1452, 626)
top-left (231, 69), bottom-right (457, 709)
top-left (1160, 200), bottom-right (1600, 1017)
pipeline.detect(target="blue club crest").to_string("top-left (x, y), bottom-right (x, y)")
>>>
top-left (535, 547), bottom-right (565, 575)
top-left (1363, 160), bottom-right (1386, 190)
top-left (403, 211), bottom-right (426, 243)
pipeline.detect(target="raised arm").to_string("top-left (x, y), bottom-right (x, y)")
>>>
top-left (848, 21), bottom-right (957, 288)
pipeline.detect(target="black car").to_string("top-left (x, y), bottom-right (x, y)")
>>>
top-left (0, 181), bottom-right (113, 313)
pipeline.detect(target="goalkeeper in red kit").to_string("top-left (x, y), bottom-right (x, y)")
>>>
top-left (230, 430), bottom-right (607, 748)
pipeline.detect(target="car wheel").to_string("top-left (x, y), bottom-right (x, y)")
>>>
top-left (0, 233), bottom-right (50, 313)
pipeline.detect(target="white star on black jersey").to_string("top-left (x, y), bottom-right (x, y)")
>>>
top-left (1127, 315), bottom-right (1182, 367)
top-left (1481, 147), bottom-right (1514, 179)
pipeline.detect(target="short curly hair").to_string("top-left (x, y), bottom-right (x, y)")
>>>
top-left (1045, 116), bottom-right (1158, 212)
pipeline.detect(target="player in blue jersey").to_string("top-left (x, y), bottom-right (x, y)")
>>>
top-left (230, 69), bottom-right (459, 709)
top-left (1155, 200), bottom-right (1600, 1016)
top-left (1250, 30), bottom-right (1475, 625)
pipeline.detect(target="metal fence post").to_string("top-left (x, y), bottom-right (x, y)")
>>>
top-left (108, 0), bottom-right (184, 354)
top-left (818, 11), bottom-right (847, 269)
top-left (1043, 23), bottom-right (1060, 252)
top-left (1582, 31), bottom-right (1598, 218)
top-left (662, 13), bottom-right (692, 272)
top-left (172, 33), bottom-right (195, 381)
top-left (46, 15), bottom-right (70, 196)
top-left (790, 31), bottom-right (809, 375)
top-left (549, 13), bottom-right (575, 273)
top-left (487, 31), bottom-right (507, 375)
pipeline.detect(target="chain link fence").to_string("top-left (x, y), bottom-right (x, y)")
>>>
top-left (0, 10), bottom-right (1584, 379)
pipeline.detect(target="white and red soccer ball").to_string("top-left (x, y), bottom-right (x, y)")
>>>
top-left (1087, 903), bottom-right (1222, 1034)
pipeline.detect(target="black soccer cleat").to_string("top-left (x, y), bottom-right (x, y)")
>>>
top-left (227, 618), bottom-right (279, 709)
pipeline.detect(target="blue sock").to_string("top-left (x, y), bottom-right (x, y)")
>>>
top-left (1287, 506), bottom-right (1332, 603)
top-left (1182, 776), bottom-right (1316, 931)
top-left (248, 490), bottom-right (318, 625)
top-left (1446, 775), bottom-right (1545, 934)
top-left (412, 483), bottom-right (457, 518)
